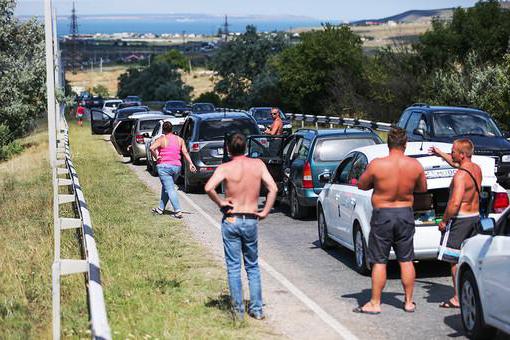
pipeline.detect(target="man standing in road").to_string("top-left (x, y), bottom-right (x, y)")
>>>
top-left (205, 133), bottom-right (278, 320)
top-left (429, 139), bottom-right (482, 309)
top-left (264, 108), bottom-right (283, 135)
top-left (354, 127), bottom-right (427, 314)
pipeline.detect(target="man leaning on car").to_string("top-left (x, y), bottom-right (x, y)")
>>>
top-left (353, 127), bottom-right (427, 315)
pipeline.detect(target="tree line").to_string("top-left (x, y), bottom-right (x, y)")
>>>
top-left (0, 0), bottom-right (46, 160)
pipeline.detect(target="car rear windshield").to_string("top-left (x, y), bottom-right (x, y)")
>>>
top-left (198, 119), bottom-right (258, 141)
top-left (193, 103), bottom-right (215, 112)
top-left (139, 119), bottom-right (161, 131)
top-left (314, 138), bottom-right (377, 162)
top-left (432, 112), bottom-right (502, 137)
top-left (105, 102), bottom-right (120, 108)
top-left (166, 101), bottom-right (186, 109)
top-left (252, 109), bottom-right (286, 120)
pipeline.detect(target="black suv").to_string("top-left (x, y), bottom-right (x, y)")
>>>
top-left (179, 111), bottom-right (260, 192)
top-left (162, 100), bottom-right (191, 117)
top-left (397, 104), bottom-right (510, 186)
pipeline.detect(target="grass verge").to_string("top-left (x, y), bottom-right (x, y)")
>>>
top-left (1, 121), bottom-right (279, 338)
top-left (66, 122), bottom-right (279, 338)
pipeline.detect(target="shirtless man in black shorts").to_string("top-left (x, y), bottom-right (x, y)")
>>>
top-left (429, 139), bottom-right (482, 309)
top-left (354, 127), bottom-right (427, 314)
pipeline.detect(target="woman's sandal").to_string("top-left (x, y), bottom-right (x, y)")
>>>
top-left (174, 211), bottom-right (183, 219)
top-left (403, 302), bottom-right (416, 313)
top-left (439, 300), bottom-right (460, 309)
top-left (151, 207), bottom-right (164, 215)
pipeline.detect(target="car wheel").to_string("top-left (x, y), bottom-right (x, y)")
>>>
top-left (353, 225), bottom-right (371, 276)
top-left (318, 207), bottom-right (334, 249)
top-left (460, 269), bottom-right (497, 340)
top-left (290, 187), bottom-right (307, 219)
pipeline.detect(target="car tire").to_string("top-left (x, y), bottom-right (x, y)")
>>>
top-left (290, 187), bottom-right (308, 219)
top-left (317, 207), bottom-right (334, 249)
top-left (460, 269), bottom-right (497, 340)
top-left (130, 151), bottom-right (141, 165)
top-left (353, 225), bottom-right (371, 276)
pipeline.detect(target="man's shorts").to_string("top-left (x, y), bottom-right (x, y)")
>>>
top-left (368, 207), bottom-right (415, 264)
top-left (438, 215), bottom-right (480, 263)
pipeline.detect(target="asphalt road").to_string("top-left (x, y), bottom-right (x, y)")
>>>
top-left (124, 166), bottom-right (469, 339)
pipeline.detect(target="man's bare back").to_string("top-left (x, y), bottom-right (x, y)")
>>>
top-left (358, 151), bottom-right (427, 208)
top-left (205, 155), bottom-right (277, 218)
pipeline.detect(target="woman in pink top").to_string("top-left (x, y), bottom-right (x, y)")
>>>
top-left (150, 121), bottom-right (196, 218)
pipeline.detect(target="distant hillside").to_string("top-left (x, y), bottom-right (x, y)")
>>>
top-left (351, 8), bottom-right (455, 25)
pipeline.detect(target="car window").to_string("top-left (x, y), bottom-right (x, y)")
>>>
top-left (151, 123), bottom-right (160, 137)
top-left (432, 112), bottom-right (502, 137)
top-left (405, 112), bottom-right (424, 134)
top-left (348, 154), bottom-right (368, 182)
top-left (139, 119), bottom-right (160, 132)
top-left (115, 121), bottom-right (133, 134)
top-left (197, 119), bottom-right (258, 141)
top-left (91, 110), bottom-right (105, 121)
top-left (313, 138), bottom-right (376, 162)
top-left (397, 110), bottom-right (412, 128)
top-left (193, 103), bottom-right (215, 113)
top-left (184, 120), bottom-right (194, 140)
top-left (333, 155), bottom-right (356, 184)
top-left (105, 102), bottom-right (120, 108)
top-left (166, 101), bottom-right (186, 109)
top-left (297, 138), bottom-right (311, 160)
top-left (290, 137), bottom-right (303, 161)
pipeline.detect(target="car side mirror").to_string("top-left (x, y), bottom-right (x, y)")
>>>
top-left (479, 218), bottom-right (495, 235)
top-left (413, 128), bottom-right (425, 137)
top-left (319, 172), bottom-right (331, 183)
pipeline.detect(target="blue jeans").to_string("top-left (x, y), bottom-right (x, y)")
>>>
top-left (156, 164), bottom-right (181, 212)
top-left (221, 217), bottom-right (262, 317)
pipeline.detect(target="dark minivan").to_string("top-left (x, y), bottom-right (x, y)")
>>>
top-left (397, 104), bottom-right (510, 186)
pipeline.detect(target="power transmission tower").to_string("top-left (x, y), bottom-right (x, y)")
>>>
top-left (69, 1), bottom-right (80, 74)
top-left (223, 15), bottom-right (230, 42)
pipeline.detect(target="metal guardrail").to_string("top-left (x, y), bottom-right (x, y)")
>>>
top-left (215, 107), bottom-right (394, 132)
top-left (53, 121), bottom-right (111, 340)
top-left (44, 0), bottom-right (111, 338)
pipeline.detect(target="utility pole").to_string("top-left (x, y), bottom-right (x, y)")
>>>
top-left (69, 1), bottom-right (79, 74)
top-left (223, 15), bottom-right (230, 42)
top-left (100, 57), bottom-right (103, 73)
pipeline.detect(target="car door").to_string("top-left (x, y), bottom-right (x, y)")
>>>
top-left (481, 216), bottom-right (510, 324)
top-left (289, 136), bottom-right (311, 192)
top-left (281, 135), bottom-right (299, 198)
top-left (342, 153), bottom-right (369, 240)
top-left (111, 120), bottom-right (134, 156)
top-left (323, 155), bottom-right (356, 240)
top-left (246, 135), bottom-right (288, 189)
top-left (90, 109), bottom-right (113, 134)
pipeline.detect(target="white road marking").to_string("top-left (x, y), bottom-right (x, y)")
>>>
top-left (178, 191), bottom-right (359, 340)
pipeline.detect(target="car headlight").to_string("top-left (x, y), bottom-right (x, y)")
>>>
top-left (502, 155), bottom-right (510, 162)
top-left (283, 124), bottom-right (292, 129)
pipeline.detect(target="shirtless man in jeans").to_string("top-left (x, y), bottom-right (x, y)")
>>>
top-left (205, 133), bottom-right (277, 320)
top-left (430, 139), bottom-right (482, 309)
top-left (354, 127), bottom-right (427, 314)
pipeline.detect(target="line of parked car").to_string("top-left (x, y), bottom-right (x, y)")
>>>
top-left (89, 100), bottom-right (510, 338)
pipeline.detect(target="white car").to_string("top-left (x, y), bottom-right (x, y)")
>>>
top-left (145, 117), bottom-right (186, 176)
top-left (102, 99), bottom-right (123, 118)
top-left (317, 142), bottom-right (508, 274)
top-left (457, 209), bottom-right (510, 339)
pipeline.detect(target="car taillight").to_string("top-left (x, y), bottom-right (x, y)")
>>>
top-left (135, 134), bottom-right (145, 144)
top-left (493, 192), bottom-right (509, 213)
top-left (190, 142), bottom-right (200, 152)
top-left (303, 161), bottom-right (313, 189)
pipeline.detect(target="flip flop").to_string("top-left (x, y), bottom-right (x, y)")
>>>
top-left (439, 300), bottom-right (459, 309)
top-left (173, 211), bottom-right (183, 219)
top-left (403, 302), bottom-right (416, 313)
top-left (151, 207), bottom-right (163, 215)
top-left (352, 306), bottom-right (381, 315)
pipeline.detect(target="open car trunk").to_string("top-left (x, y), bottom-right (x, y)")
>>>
top-left (413, 187), bottom-right (492, 225)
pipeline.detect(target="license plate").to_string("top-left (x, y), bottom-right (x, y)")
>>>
top-left (425, 168), bottom-right (456, 179)
top-left (217, 148), bottom-right (224, 155)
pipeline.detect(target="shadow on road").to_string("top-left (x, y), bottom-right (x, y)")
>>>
top-left (416, 279), bottom-right (454, 304)
top-left (443, 314), bottom-right (465, 338)
top-left (341, 289), bottom-right (404, 310)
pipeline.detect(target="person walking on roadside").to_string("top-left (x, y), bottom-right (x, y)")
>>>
top-left (429, 139), bottom-right (482, 309)
top-left (150, 121), bottom-right (196, 219)
top-left (205, 133), bottom-right (277, 320)
top-left (76, 104), bottom-right (85, 127)
top-left (264, 108), bottom-right (283, 135)
top-left (354, 127), bottom-right (427, 314)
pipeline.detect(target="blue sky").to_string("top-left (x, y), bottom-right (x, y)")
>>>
top-left (16, 0), bottom-right (479, 20)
